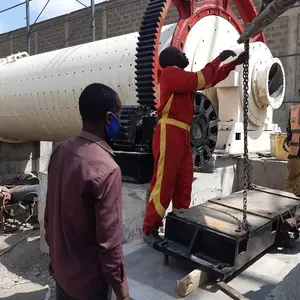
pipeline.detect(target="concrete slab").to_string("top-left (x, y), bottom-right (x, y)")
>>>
top-left (265, 263), bottom-right (300, 300)
top-left (0, 230), bottom-right (37, 256)
top-left (122, 239), bottom-right (300, 300)
top-left (0, 284), bottom-right (50, 300)
top-left (236, 157), bottom-right (288, 191)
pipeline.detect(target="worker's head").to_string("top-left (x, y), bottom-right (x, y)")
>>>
top-left (159, 46), bottom-right (189, 69)
top-left (79, 83), bottom-right (122, 138)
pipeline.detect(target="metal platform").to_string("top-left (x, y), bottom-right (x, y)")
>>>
top-left (160, 186), bottom-right (300, 280)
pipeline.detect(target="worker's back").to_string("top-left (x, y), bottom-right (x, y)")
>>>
top-left (45, 132), bottom-right (121, 299)
top-left (157, 66), bottom-right (196, 126)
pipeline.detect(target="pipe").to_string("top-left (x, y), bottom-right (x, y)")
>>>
top-left (0, 1), bottom-right (32, 14)
top-left (10, 185), bottom-right (39, 205)
top-left (238, 0), bottom-right (297, 43)
top-left (0, 23), bottom-right (176, 142)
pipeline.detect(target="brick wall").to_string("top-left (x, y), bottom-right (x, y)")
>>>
top-left (0, 1), bottom-right (292, 58)
top-left (0, 0), bottom-right (180, 57)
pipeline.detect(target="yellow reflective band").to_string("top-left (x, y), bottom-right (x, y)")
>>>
top-left (197, 71), bottom-right (206, 90)
top-left (159, 118), bottom-right (190, 131)
top-left (162, 93), bottom-right (173, 116)
top-left (148, 122), bottom-right (167, 218)
top-left (149, 93), bottom-right (190, 218)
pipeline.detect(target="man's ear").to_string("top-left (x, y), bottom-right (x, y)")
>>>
top-left (106, 112), bottom-right (111, 124)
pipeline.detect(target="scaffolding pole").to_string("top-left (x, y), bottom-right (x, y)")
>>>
top-left (91, 0), bottom-right (95, 41)
top-left (26, 0), bottom-right (31, 54)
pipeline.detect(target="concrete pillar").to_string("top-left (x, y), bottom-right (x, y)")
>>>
top-left (64, 16), bottom-right (69, 47)
top-left (34, 30), bottom-right (39, 54)
top-left (38, 142), bottom-right (52, 254)
top-left (285, 15), bottom-right (298, 101)
top-left (91, 0), bottom-right (96, 42)
top-left (38, 171), bottom-right (49, 254)
top-left (9, 33), bottom-right (13, 54)
top-left (274, 7), bottom-right (300, 132)
top-left (31, 142), bottom-right (40, 175)
top-left (39, 141), bottom-right (52, 172)
top-left (101, 8), bottom-right (107, 39)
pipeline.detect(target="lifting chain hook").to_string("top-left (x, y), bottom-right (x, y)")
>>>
top-left (240, 39), bottom-right (253, 235)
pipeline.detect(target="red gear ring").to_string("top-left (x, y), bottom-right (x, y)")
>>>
top-left (152, 0), bottom-right (265, 108)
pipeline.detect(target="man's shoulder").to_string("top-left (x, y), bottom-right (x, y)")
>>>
top-left (50, 136), bottom-right (120, 179)
top-left (76, 138), bottom-right (120, 179)
top-left (161, 66), bottom-right (187, 79)
top-left (87, 152), bottom-right (120, 177)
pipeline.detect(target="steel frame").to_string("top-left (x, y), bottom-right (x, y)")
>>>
top-left (159, 186), bottom-right (300, 280)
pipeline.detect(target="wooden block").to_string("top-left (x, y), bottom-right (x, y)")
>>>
top-left (217, 281), bottom-right (249, 300)
top-left (177, 269), bottom-right (209, 297)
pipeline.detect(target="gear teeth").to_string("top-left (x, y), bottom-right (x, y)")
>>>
top-left (110, 106), bottom-right (139, 149)
top-left (135, 0), bottom-right (167, 108)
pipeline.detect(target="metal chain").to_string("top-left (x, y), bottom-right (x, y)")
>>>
top-left (194, 43), bottom-right (254, 235)
top-left (201, 204), bottom-right (245, 231)
top-left (240, 40), bottom-right (253, 234)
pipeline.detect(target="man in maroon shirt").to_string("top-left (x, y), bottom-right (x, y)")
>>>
top-left (44, 83), bottom-right (132, 300)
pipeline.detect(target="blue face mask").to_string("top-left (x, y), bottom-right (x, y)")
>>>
top-left (106, 112), bottom-right (121, 138)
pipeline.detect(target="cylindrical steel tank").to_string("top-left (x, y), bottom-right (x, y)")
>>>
top-left (0, 24), bottom-right (175, 142)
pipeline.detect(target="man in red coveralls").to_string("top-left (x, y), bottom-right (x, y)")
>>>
top-left (143, 46), bottom-right (246, 246)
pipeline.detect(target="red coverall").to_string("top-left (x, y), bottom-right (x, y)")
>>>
top-left (143, 56), bottom-right (237, 234)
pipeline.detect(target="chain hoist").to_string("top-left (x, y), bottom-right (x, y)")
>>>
top-left (239, 39), bottom-right (253, 234)
top-left (201, 42), bottom-right (254, 235)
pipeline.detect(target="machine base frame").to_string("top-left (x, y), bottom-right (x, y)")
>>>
top-left (114, 151), bottom-right (154, 184)
top-left (158, 186), bottom-right (300, 280)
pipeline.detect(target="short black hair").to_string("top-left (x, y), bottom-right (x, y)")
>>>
top-left (159, 46), bottom-right (181, 68)
top-left (79, 83), bottom-right (118, 123)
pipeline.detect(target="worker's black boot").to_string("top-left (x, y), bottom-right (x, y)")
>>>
top-left (143, 230), bottom-right (163, 249)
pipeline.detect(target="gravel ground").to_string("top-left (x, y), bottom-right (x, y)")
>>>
top-left (1, 227), bottom-right (300, 300)
top-left (0, 229), bottom-right (55, 300)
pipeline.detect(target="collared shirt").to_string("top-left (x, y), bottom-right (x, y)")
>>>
top-left (44, 130), bottom-right (129, 300)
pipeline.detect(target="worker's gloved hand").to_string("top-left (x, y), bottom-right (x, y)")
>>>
top-left (219, 50), bottom-right (236, 62)
top-left (233, 51), bottom-right (247, 66)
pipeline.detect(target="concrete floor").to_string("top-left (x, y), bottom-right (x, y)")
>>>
top-left (0, 231), bottom-right (300, 299)
top-left (123, 239), bottom-right (300, 300)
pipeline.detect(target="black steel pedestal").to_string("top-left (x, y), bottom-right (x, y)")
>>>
top-left (159, 186), bottom-right (300, 280)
